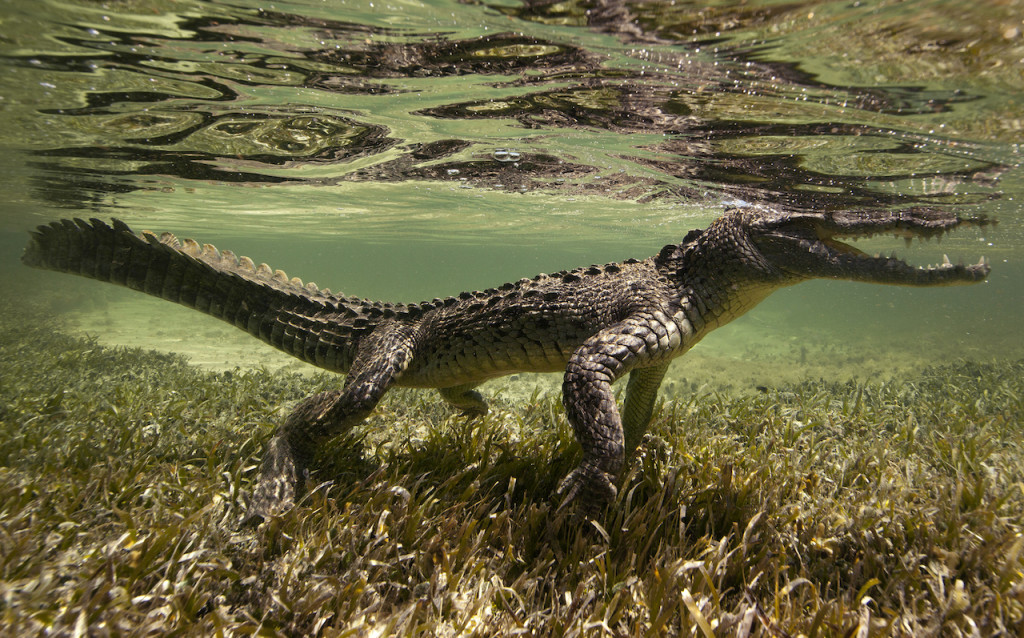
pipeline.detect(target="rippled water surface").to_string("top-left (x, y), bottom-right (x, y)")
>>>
top-left (2, 0), bottom-right (1022, 385)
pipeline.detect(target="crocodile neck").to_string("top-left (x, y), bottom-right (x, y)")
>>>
top-left (655, 228), bottom-right (784, 337)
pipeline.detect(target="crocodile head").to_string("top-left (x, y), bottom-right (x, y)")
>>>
top-left (732, 207), bottom-right (993, 286)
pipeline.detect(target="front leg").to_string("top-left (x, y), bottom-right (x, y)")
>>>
top-left (558, 316), bottom-right (673, 515)
top-left (438, 382), bottom-right (488, 417)
top-left (621, 362), bottom-right (670, 456)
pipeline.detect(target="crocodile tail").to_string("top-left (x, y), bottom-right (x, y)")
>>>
top-left (22, 218), bottom-right (357, 371)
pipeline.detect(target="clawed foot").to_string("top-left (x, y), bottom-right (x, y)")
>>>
top-left (242, 390), bottom-right (345, 526)
top-left (556, 462), bottom-right (618, 518)
top-left (459, 404), bottom-right (488, 419)
top-left (242, 435), bottom-right (306, 526)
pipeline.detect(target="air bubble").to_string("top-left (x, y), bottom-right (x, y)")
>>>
top-left (492, 148), bottom-right (521, 162)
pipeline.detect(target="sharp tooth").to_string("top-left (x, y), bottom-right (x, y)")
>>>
top-left (942, 254), bottom-right (952, 266)
top-left (978, 256), bottom-right (988, 266)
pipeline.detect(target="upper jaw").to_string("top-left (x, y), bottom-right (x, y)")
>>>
top-left (811, 208), bottom-right (994, 242)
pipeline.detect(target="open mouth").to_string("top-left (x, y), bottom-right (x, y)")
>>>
top-left (816, 225), bottom-right (990, 279)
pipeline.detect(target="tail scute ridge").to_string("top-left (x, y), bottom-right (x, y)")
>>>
top-left (22, 218), bottom-right (343, 309)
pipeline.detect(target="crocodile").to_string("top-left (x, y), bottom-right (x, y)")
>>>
top-left (22, 207), bottom-right (991, 519)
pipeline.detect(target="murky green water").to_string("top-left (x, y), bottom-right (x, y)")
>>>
top-left (1, 0), bottom-right (1022, 390)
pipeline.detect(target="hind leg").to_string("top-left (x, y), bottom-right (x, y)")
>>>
top-left (248, 385), bottom-right (379, 520)
top-left (248, 328), bottom-right (414, 521)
